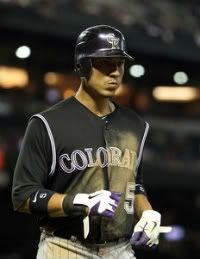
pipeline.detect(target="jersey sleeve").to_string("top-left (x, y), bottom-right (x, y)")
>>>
top-left (12, 117), bottom-right (52, 210)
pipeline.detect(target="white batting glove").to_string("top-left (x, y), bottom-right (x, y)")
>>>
top-left (130, 210), bottom-right (161, 248)
top-left (73, 190), bottom-right (121, 217)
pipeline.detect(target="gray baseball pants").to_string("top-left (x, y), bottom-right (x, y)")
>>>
top-left (36, 231), bottom-right (136, 259)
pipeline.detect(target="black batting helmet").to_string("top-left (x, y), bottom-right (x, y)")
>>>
top-left (74, 25), bottom-right (134, 77)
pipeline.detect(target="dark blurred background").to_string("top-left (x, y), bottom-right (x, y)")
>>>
top-left (0, 1), bottom-right (200, 259)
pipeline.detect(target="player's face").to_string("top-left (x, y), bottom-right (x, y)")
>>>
top-left (87, 57), bottom-right (125, 98)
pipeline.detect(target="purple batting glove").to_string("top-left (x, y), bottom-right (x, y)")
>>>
top-left (90, 191), bottom-right (122, 217)
top-left (130, 210), bottom-right (161, 249)
top-left (130, 231), bottom-right (150, 247)
top-left (73, 190), bottom-right (122, 218)
top-left (105, 191), bottom-right (122, 217)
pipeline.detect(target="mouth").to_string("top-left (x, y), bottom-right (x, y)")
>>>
top-left (107, 81), bottom-right (119, 88)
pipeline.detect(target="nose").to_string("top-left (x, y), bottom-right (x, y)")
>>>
top-left (109, 64), bottom-right (121, 77)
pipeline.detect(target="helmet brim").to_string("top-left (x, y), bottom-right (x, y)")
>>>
top-left (88, 49), bottom-right (135, 61)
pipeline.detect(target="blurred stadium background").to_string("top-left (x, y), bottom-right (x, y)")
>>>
top-left (0, 1), bottom-right (200, 259)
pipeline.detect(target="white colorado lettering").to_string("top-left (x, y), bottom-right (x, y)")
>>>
top-left (109, 147), bottom-right (122, 166)
top-left (59, 153), bottom-right (75, 173)
top-left (96, 147), bottom-right (108, 167)
top-left (84, 148), bottom-right (99, 167)
top-left (120, 149), bottom-right (136, 170)
top-left (59, 146), bottom-right (137, 173)
top-left (71, 150), bottom-right (88, 171)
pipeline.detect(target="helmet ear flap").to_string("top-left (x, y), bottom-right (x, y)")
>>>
top-left (74, 64), bottom-right (81, 74)
top-left (75, 58), bottom-right (92, 79)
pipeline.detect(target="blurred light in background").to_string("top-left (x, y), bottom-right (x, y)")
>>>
top-left (0, 100), bottom-right (12, 115)
top-left (44, 72), bottom-right (80, 99)
top-left (113, 83), bottom-right (134, 106)
top-left (15, 45), bottom-right (31, 59)
top-left (153, 86), bottom-right (199, 102)
top-left (129, 64), bottom-right (145, 78)
top-left (45, 88), bottom-right (61, 103)
top-left (146, 25), bottom-right (162, 37)
top-left (161, 30), bottom-right (174, 44)
top-left (0, 66), bottom-right (28, 88)
top-left (44, 72), bottom-right (59, 86)
top-left (63, 88), bottom-right (76, 99)
top-left (115, 83), bottom-right (129, 96)
top-left (173, 71), bottom-right (189, 84)
top-left (164, 225), bottom-right (186, 241)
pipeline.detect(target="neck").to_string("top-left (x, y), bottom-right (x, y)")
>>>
top-left (75, 83), bottom-right (114, 117)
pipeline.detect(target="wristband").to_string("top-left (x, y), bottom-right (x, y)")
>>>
top-left (135, 184), bottom-right (147, 196)
top-left (29, 189), bottom-right (55, 216)
top-left (62, 194), bottom-right (88, 218)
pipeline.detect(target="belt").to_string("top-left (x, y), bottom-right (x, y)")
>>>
top-left (68, 235), bottom-right (128, 247)
top-left (51, 229), bottom-right (127, 247)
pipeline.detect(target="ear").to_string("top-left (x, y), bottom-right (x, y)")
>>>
top-left (75, 59), bottom-right (92, 79)
top-left (75, 64), bottom-right (84, 76)
top-left (74, 64), bottom-right (80, 72)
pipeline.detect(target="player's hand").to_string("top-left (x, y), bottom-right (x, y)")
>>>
top-left (130, 210), bottom-right (161, 248)
top-left (73, 190), bottom-right (122, 217)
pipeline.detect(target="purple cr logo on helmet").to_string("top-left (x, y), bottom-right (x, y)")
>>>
top-left (74, 25), bottom-right (134, 77)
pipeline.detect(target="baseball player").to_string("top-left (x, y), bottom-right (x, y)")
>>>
top-left (12, 25), bottom-right (162, 259)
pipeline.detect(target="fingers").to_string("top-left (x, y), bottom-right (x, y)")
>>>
top-left (131, 231), bottom-right (150, 247)
top-left (110, 191), bottom-right (123, 202)
top-left (147, 238), bottom-right (159, 247)
top-left (130, 232), bottom-right (142, 243)
top-left (99, 192), bottom-right (122, 216)
top-left (108, 198), bottom-right (118, 207)
top-left (89, 190), bottom-right (122, 217)
top-left (131, 231), bottom-right (159, 248)
top-left (103, 210), bottom-right (115, 217)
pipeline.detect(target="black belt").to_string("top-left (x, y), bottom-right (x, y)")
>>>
top-left (53, 229), bottom-right (80, 241)
top-left (52, 229), bottom-right (127, 246)
top-left (69, 236), bottom-right (127, 248)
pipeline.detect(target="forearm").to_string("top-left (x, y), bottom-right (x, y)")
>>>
top-left (47, 193), bottom-right (66, 217)
top-left (134, 194), bottom-right (152, 219)
top-left (18, 193), bottom-right (66, 217)
top-left (19, 191), bottom-right (94, 218)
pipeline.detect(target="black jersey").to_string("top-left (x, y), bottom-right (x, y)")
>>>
top-left (12, 96), bottom-right (149, 242)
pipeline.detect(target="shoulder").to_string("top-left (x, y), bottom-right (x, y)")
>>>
top-left (42, 96), bottom-right (76, 115)
top-left (25, 115), bottom-right (49, 138)
top-left (30, 96), bottom-right (76, 122)
top-left (112, 104), bottom-right (149, 137)
top-left (116, 105), bottom-right (147, 125)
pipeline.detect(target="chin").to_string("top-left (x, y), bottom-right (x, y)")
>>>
top-left (101, 88), bottom-right (117, 97)
top-left (101, 92), bottom-right (116, 98)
